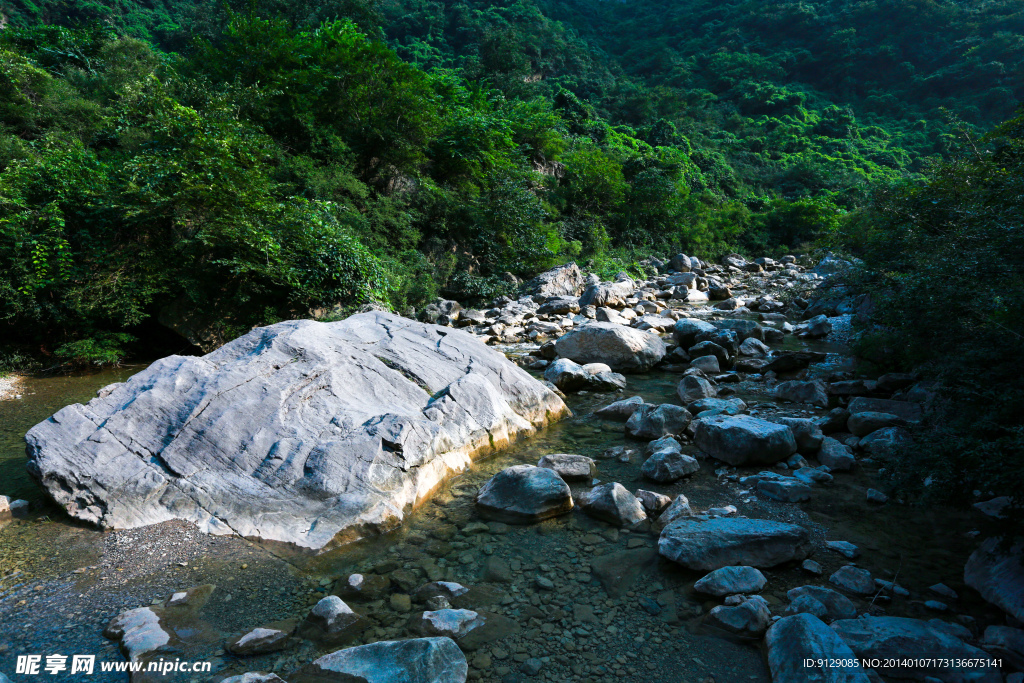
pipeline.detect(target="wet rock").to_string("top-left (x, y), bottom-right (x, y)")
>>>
top-left (693, 415), bottom-right (797, 466)
top-left (704, 595), bottom-right (771, 637)
top-left (543, 358), bottom-right (625, 392)
top-left (521, 658), bottom-right (544, 676)
top-left (579, 279), bottom-right (636, 309)
top-left (580, 483), bottom-right (648, 527)
top-left (766, 614), bottom-right (872, 683)
top-left (693, 566), bottom-right (767, 596)
top-left (536, 296), bottom-right (580, 316)
top-left (0, 495), bottom-right (28, 521)
top-left (646, 435), bottom-right (682, 454)
top-left (787, 586), bottom-right (857, 622)
top-left (688, 397), bottom-right (746, 416)
top-left (297, 596), bottom-right (367, 645)
top-left (804, 314), bottom-right (832, 338)
top-left (793, 467), bottom-right (833, 485)
top-left (635, 489), bottom-right (673, 514)
top-left (689, 340), bottom-right (730, 366)
top-left (775, 380), bottom-right (830, 408)
top-left (413, 582), bottom-right (470, 604)
top-left (829, 566), bottom-right (875, 596)
top-left (677, 375), bottom-right (718, 403)
top-left (659, 517), bottom-right (812, 570)
top-left (536, 453), bottom-right (595, 483)
top-left (738, 337), bottom-right (771, 357)
top-left (25, 313), bottom-right (566, 550)
top-left (475, 465), bottom-right (573, 524)
top-left (419, 609), bottom-right (486, 639)
top-left (689, 354), bottom-right (721, 374)
top-left (802, 559), bottom-right (823, 575)
top-left (554, 322), bottom-right (665, 372)
top-left (309, 637), bottom-right (468, 683)
top-left (848, 412), bottom-right (907, 437)
top-left (625, 403), bottom-right (693, 440)
top-left (104, 607), bottom-right (172, 663)
top-left (818, 437), bottom-right (855, 471)
top-left (774, 417), bottom-right (825, 454)
top-left (226, 627), bottom-right (292, 656)
top-left (481, 556), bottom-right (512, 583)
top-left (832, 617), bottom-right (1001, 683)
top-left (964, 537), bottom-right (1024, 622)
top-left (641, 449), bottom-right (700, 483)
top-left (594, 396), bottom-right (645, 421)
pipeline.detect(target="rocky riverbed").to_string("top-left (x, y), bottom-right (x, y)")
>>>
top-left (1, 253), bottom-right (1021, 683)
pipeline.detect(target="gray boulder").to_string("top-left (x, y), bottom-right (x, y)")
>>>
top-left (544, 358), bottom-right (626, 392)
top-left (964, 537), bottom-right (1024, 622)
top-left (766, 614), bottom-right (872, 683)
top-left (673, 318), bottom-right (717, 347)
top-left (537, 453), bottom-right (595, 482)
top-left (787, 586), bottom-right (857, 622)
top-left (554, 322), bottom-right (665, 372)
top-left (688, 397), bottom-right (747, 416)
top-left (774, 417), bottom-right (824, 454)
top-left (26, 313), bottom-right (565, 550)
top-left (805, 314), bottom-right (833, 338)
top-left (298, 596), bottom-right (368, 645)
top-left (594, 396), bottom-right (645, 421)
top-left (578, 279), bottom-right (636, 308)
top-left (677, 375), bottom-right (717, 403)
top-left (475, 465), bottom-right (573, 523)
top-left (659, 517), bottom-right (812, 570)
top-left (829, 566), bottom-right (875, 595)
top-left (847, 397), bottom-right (923, 422)
top-left (310, 637), bottom-right (468, 683)
top-left (536, 296), bottom-right (580, 316)
top-left (693, 566), bottom-right (767, 596)
top-left (693, 415), bottom-right (797, 465)
top-left (757, 476), bottom-right (812, 503)
top-left (635, 489), bottom-right (673, 514)
top-left (705, 595), bottom-right (771, 637)
top-left (641, 449), bottom-right (699, 483)
top-left (818, 437), bottom-right (855, 471)
top-left (625, 403), bottom-right (693, 440)
top-left (527, 263), bottom-right (585, 297)
top-left (775, 380), bottom-right (830, 408)
top-left (832, 617), bottom-right (1002, 683)
top-left (858, 426), bottom-right (911, 457)
top-left (847, 412), bottom-right (906, 437)
top-left (581, 483), bottom-right (647, 527)
top-left (226, 627), bottom-right (291, 655)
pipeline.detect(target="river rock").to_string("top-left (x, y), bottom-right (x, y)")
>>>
top-left (475, 465), bottom-right (573, 523)
top-left (641, 449), bottom-right (699, 483)
top-left (537, 453), bottom-right (595, 482)
top-left (594, 396), bottom-right (645, 421)
top-left (310, 637), bottom-right (468, 683)
top-left (981, 625), bottom-right (1024, 669)
top-left (818, 437), bottom-right (855, 471)
top-left (554, 322), bottom-right (666, 372)
top-left (298, 596), bottom-right (367, 645)
top-left (659, 517), bottom-right (812, 570)
top-left (578, 277), bottom-right (637, 308)
top-left (677, 375), bottom-right (718, 403)
top-left (832, 617), bottom-right (1002, 683)
top-left (847, 412), bottom-right (907, 437)
top-left (334, 573), bottom-right (391, 602)
top-left (689, 354), bottom-right (721, 374)
top-left (419, 609), bottom-right (485, 639)
top-left (693, 566), bottom-right (767, 596)
top-left (635, 489), bottom-right (673, 514)
top-left (527, 263), bottom-right (585, 297)
top-left (221, 675), bottom-right (287, 683)
top-left (104, 607), bottom-right (172, 663)
top-left (858, 426), bottom-right (911, 457)
top-left (646, 435), bottom-right (682, 454)
top-left (829, 566), bottom-right (875, 595)
top-left (581, 483), bottom-right (648, 527)
top-left (536, 296), bottom-right (580, 316)
top-left (775, 380), bottom-right (830, 408)
top-left (964, 537), bottom-right (1024, 622)
top-left (625, 403), bottom-right (693, 439)
top-left (847, 397), bottom-right (922, 422)
top-left (688, 397), bottom-right (746, 416)
top-left (774, 417), bottom-right (824, 454)
top-left (738, 337), bottom-right (770, 357)
top-left (543, 357), bottom-right (625, 392)
top-left (766, 614), bottom-right (872, 683)
top-left (705, 595), bottom-right (771, 637)
top-left (673, 319), bottom-right (717, 347)
top-left (804, 314), bottom-right (832, 338)
top-left (25, 313), bottom-right (566, 550)
top-left (226, 627), bottom-right (291, 655)
top-left (693, 415), bottom-right (797, 465)
top-left (757, 476), bottom-right (812, 503)
top-left (656, 494), bottom-right (694, 529)
top-left (787, 586), bottom-right (857, 622)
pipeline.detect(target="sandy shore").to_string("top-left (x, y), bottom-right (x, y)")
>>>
top-left (0, 373), bottom-right (25, 400)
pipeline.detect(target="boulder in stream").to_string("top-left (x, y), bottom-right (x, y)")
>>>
top-left (475, 465), bottom-right (574, 523)
top-left (25, 313), bottom-right (566, 550)
top-left (659, 517), bottom-right (811, 570)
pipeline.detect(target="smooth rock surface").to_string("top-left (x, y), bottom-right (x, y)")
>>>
top-left (625, 403), bottom-right (692, 440)
top-left (581, 482), bottom-right (648, 527)
top-left (641, 449), bottom-right (699, 483)
top-left (26, 313), bottom-right (566, 549)
top-left (310, 637), bottom-right (468, 683)
top-left (766, 614), bottom-right (871, 683)
top-left (554, 322), bottom-right (666, 372)
top-left (659, 517), bottom-right (812, 570)
top-left (693, 566), bottom-right (767, 596)
top-left (475, 465), bottom-right (574, 523)
top-left (693, 415), bottom-right (797, 465)
top-left (964, 537), bottom-right (1024, 622)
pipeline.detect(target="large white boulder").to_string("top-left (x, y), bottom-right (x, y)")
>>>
top-left (26, 312), bottom-right (566, 550)
top-left (554, 322), bottom-right (666, 372)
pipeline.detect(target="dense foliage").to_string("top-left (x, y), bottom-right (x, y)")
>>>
top-left (0, 0), bottom-right (1021, 367)
top-left (839, 107), bottom-right (1024, 513)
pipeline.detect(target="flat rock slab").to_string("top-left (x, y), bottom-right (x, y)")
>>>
top-left (659, 517), bottom-right (812, 570)
top-left (26, 313), bottom-right (566, 550)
